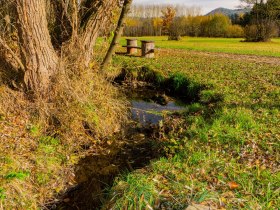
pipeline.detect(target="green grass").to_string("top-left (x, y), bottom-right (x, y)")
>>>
top-left (0, 127), bottom-right (69, 208)
top-left (106, 41), bottom-right (280, 209)
top-left (121, 36), bottom-right (280, 57)
top-left (107, 173), bottom-right (158, 209)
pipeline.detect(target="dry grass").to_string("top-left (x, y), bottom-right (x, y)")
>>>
top-left (0, 48), bottom-right (128, 209)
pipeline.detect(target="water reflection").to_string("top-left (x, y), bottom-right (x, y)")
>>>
top-left (131, 99), bottom-right (185, 125)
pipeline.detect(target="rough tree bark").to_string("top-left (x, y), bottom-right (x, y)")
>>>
top-left (79, 0), bottom-right (118, 67)
top-left (101, 0), bottom-right (133, 70)
top-left (1, 0), bottom-right (118, 95)
top-left (16, 0), bottom-right (58, 93)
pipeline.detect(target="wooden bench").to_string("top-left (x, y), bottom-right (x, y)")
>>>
top-left (122, 39), bottom-right (140, 54)
top-left (122, 38), bottom-right (155, 58)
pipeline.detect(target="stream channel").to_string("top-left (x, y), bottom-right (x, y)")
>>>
top-left (50, 86), bottom-right (186, 210)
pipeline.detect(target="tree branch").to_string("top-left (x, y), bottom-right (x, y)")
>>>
top-left (101, 0), bottom-right (133, 70)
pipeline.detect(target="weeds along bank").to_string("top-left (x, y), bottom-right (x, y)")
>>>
top-left (0, 64), bottom-right (127, 208)
top-left (107, 49), bottom-right (280, 209)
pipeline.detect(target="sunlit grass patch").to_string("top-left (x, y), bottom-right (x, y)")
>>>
top-left (4, 171), bottom-right (30, 180)
top-left (107, 41), bottom-right (280, 209)
top-left (106, 173), bottom-right (158, 209)
top-left (120, 36), bottom-right (280, 57)
top-left (108, 149), bottom-right (280, 209)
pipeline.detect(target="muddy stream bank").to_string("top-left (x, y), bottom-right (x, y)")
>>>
top-left (48, 84), bottom-right (186, 210)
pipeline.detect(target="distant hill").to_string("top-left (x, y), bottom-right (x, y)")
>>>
top-left (206, 7), bottom-right (251, 17)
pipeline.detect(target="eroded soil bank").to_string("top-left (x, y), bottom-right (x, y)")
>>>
top-left (47, 66), bottom-right (207, 209)
top-left (47, 86), bottom-right (188, 209)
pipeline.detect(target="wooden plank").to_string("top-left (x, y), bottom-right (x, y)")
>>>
top-left (122, 45), bottom-right (141, 49)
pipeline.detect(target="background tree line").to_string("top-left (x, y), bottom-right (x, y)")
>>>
top-left (241, 0), bottom-right (280, 41)
top-left (124, 1), bottom-right (280, 41)
top-left (124, 4), bottom-right (245, 38)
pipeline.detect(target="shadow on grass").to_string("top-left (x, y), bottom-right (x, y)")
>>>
top-left (46, 66), bottom-right (223, 210)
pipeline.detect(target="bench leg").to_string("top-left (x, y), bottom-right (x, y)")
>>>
top-left (141, 42), bottom-right (155, 58)
top-left (127, 47), bottom-right (138, 54)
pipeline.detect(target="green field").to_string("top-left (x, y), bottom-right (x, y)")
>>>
top-left (107, 38), bottom-right (280, 209)
top-left (121, 37), bottom-right (280, 57)
top-left (1, 36), bottom-right (279, 209)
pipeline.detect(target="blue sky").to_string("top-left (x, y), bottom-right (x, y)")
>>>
top-left (133, 0), bottom-right (241, 14)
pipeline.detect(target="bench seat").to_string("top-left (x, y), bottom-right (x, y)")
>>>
top-left (122, 45), bottom-right (141, 49)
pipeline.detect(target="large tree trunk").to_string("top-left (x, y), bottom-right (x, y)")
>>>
top-left (101, 0), bottom-right (133, 70)
top-left (16, 0), bottom-right (58, 93)
top-left (79, 0), bottom-right (118, 67)
top-left (3, 0), bottom-right (119, 93)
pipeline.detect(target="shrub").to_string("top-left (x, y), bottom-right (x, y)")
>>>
top-left (226, 24), bottom-right (244, 38)
top-left (244, 24), bottom-right (259, 41)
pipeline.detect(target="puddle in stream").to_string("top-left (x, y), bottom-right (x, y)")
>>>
top-left (131, 100), bottom-right (185, 125)
top-left (129, 88), bottom-right (186, 125)
top-left (49, 87), bottom-right (187, 210)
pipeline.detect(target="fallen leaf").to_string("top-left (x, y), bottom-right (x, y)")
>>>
top-left (228, 181), bottom-right (239, 190)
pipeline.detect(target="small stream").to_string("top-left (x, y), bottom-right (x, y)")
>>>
top-left (129, 88), bottom-right (186, 125)
top-left (49, 87), bottom-right (186, 210)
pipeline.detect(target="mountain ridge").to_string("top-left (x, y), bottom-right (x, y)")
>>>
top-left (206, 7), bottom-right (251, 17)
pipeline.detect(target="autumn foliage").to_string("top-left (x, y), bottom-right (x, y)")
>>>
top-left (124, 5), bottom-right (245, 38)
